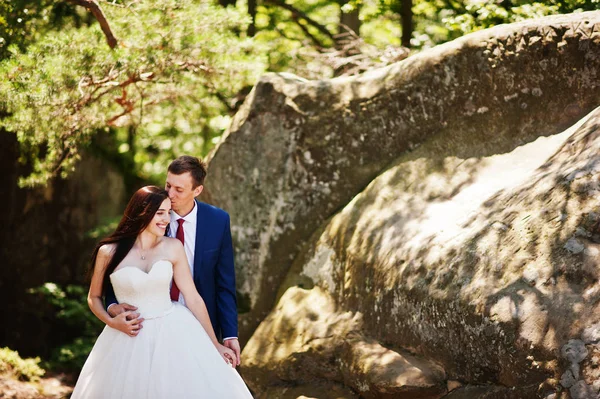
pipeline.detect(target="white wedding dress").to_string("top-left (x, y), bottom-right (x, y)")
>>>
top-left (71, 260), bottom-right (253, 399)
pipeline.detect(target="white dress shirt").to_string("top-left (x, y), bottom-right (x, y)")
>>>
top-left (169, 201), bottom-right (197, 306)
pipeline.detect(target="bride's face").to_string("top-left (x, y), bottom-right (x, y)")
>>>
top-left (145, 198), bottom-right (171, 237)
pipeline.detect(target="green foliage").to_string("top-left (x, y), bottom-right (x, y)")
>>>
top-left (1, 0), bottom-right (597, 379)
top-left (0, 347), bottom-right (45, 381)
top-left (1, 0), bottom-right (267, 186)
top-left (1, 0), bottom-right (597, 188)
top-left (86, 216), bottom-right (121, 239)
top-left (411, 0), bottom-right (598, 48)
top-left (435, 1), bottom-right (558, 44)
top-left (49, 337), bottom-right (97, 372)
top-left (0, 0), bottom-right (86, 60)
top-left (28, 283), bottom-right (103, 371)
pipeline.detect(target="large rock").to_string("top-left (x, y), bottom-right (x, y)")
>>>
top-left (242, 287), bottom-right (447, 398)
top-left (206, 11), bottom-right (600, 343)
top-left (242, 287), bottom-right (361, 391)
top-left (244, 106), bottom-right (600, 396)
top-left (339, 333), bottom-right (447, 398)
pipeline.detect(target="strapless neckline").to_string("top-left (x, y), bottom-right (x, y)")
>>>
top-left (111, 260), bottom-right (173, 277)
top-left (109, 260), bottom-right (175, 320)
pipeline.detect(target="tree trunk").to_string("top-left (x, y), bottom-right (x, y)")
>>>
top-left (339, 1), bottom-right (360, 36)
top-left (248, 0), bottom-right (257, 36)
top-left (400, 0), bottom-right (413, 48)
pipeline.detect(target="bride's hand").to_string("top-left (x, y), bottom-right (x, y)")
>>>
top-left (217, 345), bottom-right (236, 368)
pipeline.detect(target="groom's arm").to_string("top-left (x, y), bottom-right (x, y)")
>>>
top-left (215, 213), bottom-right (239, 340)
top-left (104, 280), bottom-right (118, 310)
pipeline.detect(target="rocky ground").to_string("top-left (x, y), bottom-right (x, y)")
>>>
top-left (0, 373), bottom-right (73, 399)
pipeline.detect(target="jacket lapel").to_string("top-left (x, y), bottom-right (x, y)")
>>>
top-left (194, 199), bottom-right (207, 283)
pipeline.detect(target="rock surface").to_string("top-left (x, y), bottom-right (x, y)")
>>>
top-left (242, 287), bottom-right (447, 398)
top-left (262, 105), bottom-right (600, 395)
top-left (246, 105), bottom-right (600, 396)
top-left (232, 12), bottom-right (600, 397)
top-left (206, 11), bottom-right (600, 346)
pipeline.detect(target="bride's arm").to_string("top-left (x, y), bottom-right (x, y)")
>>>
top-left (88, 245), bottom-right (143, 336)
top-left (170, 240), bottom-right (221, 348)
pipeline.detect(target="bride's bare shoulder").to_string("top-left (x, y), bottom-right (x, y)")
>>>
top-left (160, 237), bottom-right (183, 249)
top-left (95, 243), bottom-right (116, 270)
top-left (98, 243), bottom-right (116, 258)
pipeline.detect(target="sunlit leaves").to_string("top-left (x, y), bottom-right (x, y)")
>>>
top-left (1, 0), bottom-right (595, 187)
top-left (1, 0), bottom-right (267, 186)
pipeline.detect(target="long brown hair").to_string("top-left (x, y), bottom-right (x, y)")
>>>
top-left (88, 186), bottom-right (169, 291)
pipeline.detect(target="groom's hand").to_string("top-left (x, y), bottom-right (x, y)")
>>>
top-left (108, 303), bottom-right (139, 320)
top-left (109, 311), bottom-right (145, 337)
top-left (223, 339), bottom-right (241, 366)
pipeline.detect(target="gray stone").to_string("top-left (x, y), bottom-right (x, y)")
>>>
top-left (242, 287), bottom-right (447, 398)
top-left (570, 380), bottom-right (597, 399)
top-left (561, 369), bottom-right (577, 388)
top-left (207, 10), bottom-right (600, 345)
top-left (215, 9), bottom-right (600, 398)
top-left (565, 237), bottom-right (585, 254)
top-left (339, 333), bottom-right (447, 399)
top-left (242, 82), bottom-right (600, 393)
top-left (583, 323), bottom-right (600, 344)
top-left (576, 227), bottom-right (592, 238)
top-left (562, 340), bottom-right (589, 365)
top-left (241, 287), bottom-right (360, 395)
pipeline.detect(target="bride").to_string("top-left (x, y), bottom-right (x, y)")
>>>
top-left (71, 186), bottom-right (253, 398)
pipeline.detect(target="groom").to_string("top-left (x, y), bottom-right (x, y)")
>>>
top-left (105, 155), bottom-right (241, 364)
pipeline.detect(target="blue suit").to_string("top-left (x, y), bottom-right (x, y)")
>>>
top-left (105, 200), bottom-right (238, 340)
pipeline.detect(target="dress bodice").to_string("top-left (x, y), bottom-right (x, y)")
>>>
top-left (110, 260), bottom-right (174, 319)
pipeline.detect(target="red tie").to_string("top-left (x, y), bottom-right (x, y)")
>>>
top-left (170, 218), bottom-right (184, 301)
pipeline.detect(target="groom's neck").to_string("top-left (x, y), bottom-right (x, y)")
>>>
top-left (176, 200), bottom-right (195, 218)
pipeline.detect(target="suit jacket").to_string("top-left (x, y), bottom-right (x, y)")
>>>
top-left (105, 200), bottom-right (238, 340)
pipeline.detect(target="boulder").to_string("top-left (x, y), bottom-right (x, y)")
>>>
top-left (206, 11), bottom-right (600, 343)
top-left (339, 333), bottom-right (447, 398)
top-left (262, 104), bottom-right (600, 395)
top-left (252, 106), bottom-right (600, 395)
top-left (243, 287), bottom-right (447, 398)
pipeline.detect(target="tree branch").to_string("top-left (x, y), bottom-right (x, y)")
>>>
top-left (296, 19), bottom-right (326, 48)
top-left (65, 0), bottom-right (118, 48)
top-left (265, 0), bottom-right (335, 42)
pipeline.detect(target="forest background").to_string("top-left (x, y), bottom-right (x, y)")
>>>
top-left (0, 0), bottom-right (598, 383)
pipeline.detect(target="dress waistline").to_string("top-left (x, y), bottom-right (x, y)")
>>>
top-left (143, 304), bottom-right (175, 320)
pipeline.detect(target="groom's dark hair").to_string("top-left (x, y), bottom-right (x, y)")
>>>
top-left (168, 155), bottom-right (207, 188)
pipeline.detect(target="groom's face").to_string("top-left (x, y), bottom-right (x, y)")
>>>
top-left (165, 171), bottom-right (203, 215)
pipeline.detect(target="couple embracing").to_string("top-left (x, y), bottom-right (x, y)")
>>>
top-left (71, 156), bottom-right (253, 398)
